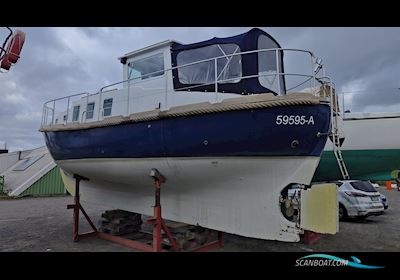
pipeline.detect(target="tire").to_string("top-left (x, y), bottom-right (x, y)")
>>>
top-left (339, 204), bottom-right (347, 221)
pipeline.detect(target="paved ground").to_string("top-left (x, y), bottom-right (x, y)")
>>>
top-left (0, 188), bottom-right (399, 252)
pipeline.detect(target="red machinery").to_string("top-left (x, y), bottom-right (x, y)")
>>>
top-left (0, 27), bottom-right (25, 71)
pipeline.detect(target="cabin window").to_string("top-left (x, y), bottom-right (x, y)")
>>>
top-left (176, 44), bottom-right (242, 85)
top-left (72, 105), bottom-right (80, 122)
top-left (86, 102), bottom-right (95, 119)
top-left (128, 53), bottom-right (164, 81)
top-left (103, 98), bottom-right (113, 117)
top-left (258, 35), bottom-right (285, 94)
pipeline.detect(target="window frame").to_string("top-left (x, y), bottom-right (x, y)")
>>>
top-left (257, 34), bottom-right (286, 95)
top-left (86, 102), bottom-right (95, 119)
top-left (72, 105), bottom-right (80, 122)
top-left (176, 43), bottom-right (243, 86)
top-left (349, 181), bottom-right (377, 193)
top-left (127, 52), bottom-right (165, 82)
top-left (103, 98), bottom-right (113, 117)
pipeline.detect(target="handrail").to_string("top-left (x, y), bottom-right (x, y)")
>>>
top-left (46, 48), bottom-right (317, 103)
top-left (174, 73), bottom-right (315, 93)
top-left (44, 92), bottom-right (90, 106)
top-left (81, 111), bottom-right (87, 123)
top-left (41, 47), bottom-right (328, 127)
top-left (100, 48), bottom-right (316, 93)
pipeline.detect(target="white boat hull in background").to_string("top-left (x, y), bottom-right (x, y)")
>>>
top-left (326, 113), bottom-right (400, 152)
top-left (315, 113), bottom-right (400, 181)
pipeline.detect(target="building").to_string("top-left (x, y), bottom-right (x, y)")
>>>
top-left (0, 146), bottom-right (66, 196)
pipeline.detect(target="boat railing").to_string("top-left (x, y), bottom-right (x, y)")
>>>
top-left (100, 48), bottom-right (318, 95)
top-left (41, 48), bottom-right (332, 127)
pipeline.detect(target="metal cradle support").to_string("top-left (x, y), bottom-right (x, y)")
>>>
top-left (67, 171), bottom-right (224, 252)
top-left (67, 174), bottom-right (97, 241)
top-left (147, 168), bottom-right (179, 251)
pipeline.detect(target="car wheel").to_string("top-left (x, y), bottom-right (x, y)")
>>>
top-left (339, 204), bottom-right (347, 221)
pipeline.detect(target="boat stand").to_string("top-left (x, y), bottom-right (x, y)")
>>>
top-left (67, 171), bottom-right (224, 252)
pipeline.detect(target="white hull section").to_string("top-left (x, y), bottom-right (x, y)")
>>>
top-left (324, 114), bottom-right (400, 152)
top-left (59, 156), bottom-right (321, 242)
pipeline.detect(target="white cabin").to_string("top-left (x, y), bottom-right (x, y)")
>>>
top-left (44, 28), bottom-right (323, 127)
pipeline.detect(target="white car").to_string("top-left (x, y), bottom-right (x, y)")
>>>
top-left (380, 193), bottom-right (388, 210)
top-left (336, 180), bottom-right (384, 220)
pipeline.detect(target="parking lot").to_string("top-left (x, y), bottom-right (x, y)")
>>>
top-left (0, 187), bottom-right (399, 252)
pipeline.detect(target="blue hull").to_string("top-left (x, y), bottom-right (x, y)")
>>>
top-left (44, 105), bottom-right (331, 161)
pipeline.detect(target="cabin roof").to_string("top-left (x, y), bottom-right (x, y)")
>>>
top-left (119, 40), bottom-right (178, 61)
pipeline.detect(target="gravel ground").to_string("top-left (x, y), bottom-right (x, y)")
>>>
top-left (0, 188), bottom-right (398, 252)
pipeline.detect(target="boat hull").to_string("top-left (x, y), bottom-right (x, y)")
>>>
top-left (44, 104), bottom-right (330, 160)
top-left (314, 149), bottom-right (400, 181)
top-left (59, 156), bottom-right (321, 242)
top-left (314, 114), bottom-right (400, 181)
top-left (44, 104), bottom-right (331, 242)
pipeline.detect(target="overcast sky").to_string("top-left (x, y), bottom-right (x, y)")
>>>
top-left (1, 27), bottom-right (400, 151)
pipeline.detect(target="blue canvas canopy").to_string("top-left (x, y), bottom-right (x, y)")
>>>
top-left (171, 28), bottom-right (286, 95)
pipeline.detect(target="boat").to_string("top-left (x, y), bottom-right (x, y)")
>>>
top-left (40, 28), bottom-right (337, 242)
top-left (313, 111), bottom-right (400, 182)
